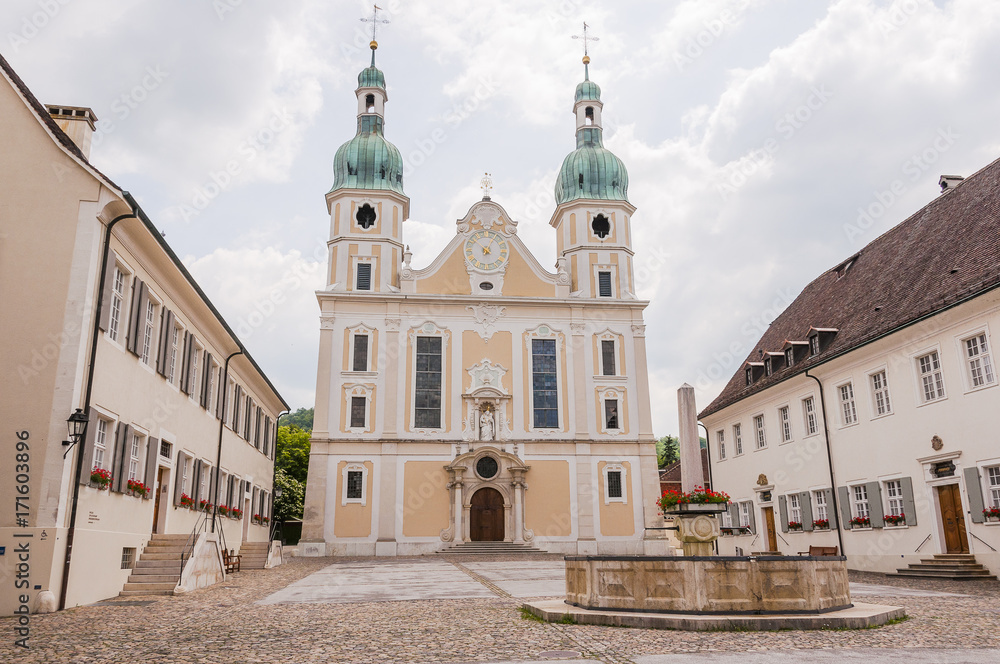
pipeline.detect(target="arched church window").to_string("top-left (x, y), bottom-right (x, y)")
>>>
top-left (365, 94), bottom-right (375, 113)
top-left (356, 203), bottom-right (376, 229)
top-left (585, 106), bottom-right (594, 125)
top-left (592, 214), bottom-right (610, 238)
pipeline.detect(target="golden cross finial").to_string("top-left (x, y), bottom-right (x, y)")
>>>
top-left (572, 22), bottom-right (600, 65)
top-left (360, 4), bottom-right (391, 54)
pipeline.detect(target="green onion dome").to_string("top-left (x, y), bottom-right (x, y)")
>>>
top-left (331, 116), bottom-right (405, 195)
top-left (554, 125), bottom-right (629, 205)
top-left (575, 79), bottom-right (601, 102)
top-left (358, 65), bottom-right (386, 90)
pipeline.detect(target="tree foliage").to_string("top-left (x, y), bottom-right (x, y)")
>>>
top-left (656, 435), bottom-right (679, 468)
top-left (276, 424), bottom-right (311, 485)
top-left (280, 407), bottom-right (313, 430)
top-left (273, 469), bottom-right (304, 521)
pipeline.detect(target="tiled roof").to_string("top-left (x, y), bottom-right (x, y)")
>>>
top-left (700, 156), bottom-right (1000, 418)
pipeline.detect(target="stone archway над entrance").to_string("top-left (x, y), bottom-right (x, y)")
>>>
top-left (471, 487), bottom-right (504, 541)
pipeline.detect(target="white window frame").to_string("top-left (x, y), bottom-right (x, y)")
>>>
top-left (788, 493), bottom-right (802, 525)
top-left (851, 484), bottom-right (870, 521)
top-left (810, 335), bottom-right (820, 356)
top-left (189, 340), bottom-right (203, 401)
top-left (181, 455), bottom-right (191, 496)
top-left (884, 479), bottom-right (904, 518)
top-left (738, 501), bottom-right (752, 530)
top-left (346, 324), bottom-right (377, 374)
top-left (721, 509), bottom-right (733, 528)
top-left (345, 384), bottom-right (373, 433)
top-left (753, 414), bottom-right (766, 449)
top-left (167, 322), bottom-right (182, 385)
top-left (778, 405), bottom-right (792, 443)
top-left (108, 263), bottom-right (129, 344)
top-left (199, 459), bottom-right (210, 502)
top-left (206, 358), bottom-right (218, 412)
top-left (838, 381), bottom-right (858, 426)
top-left (961, 331), bottom-right (996, 391)
top-left (139, 295), bottom-right (158, 366)
top-left (593, 264), bottom-right (618, 298)
top-left (342, 462), bottom-right (369, 506)
top-left (802, 397), bottom-right (818, 436)
top-left (526, 325), bottom-right (562, 432)
top-left (128, 431), bottom-right (143, 482)
top-left (985, 465), bottom-right (1000, 510)
top-left (717, 429), bottom-right (726, 461)
top-left (602, 463), bottom-right (628, 505)
top-left (733, 423), bottom-right (743, 456)
top-left (869, 369), bottom-right (892, 418)
top-left (93, 417), bottom-right (111, 470)
top-left (353, 257), bottom-right (375, 291)
top-left (915, 349), bottom-right (946, 403)
top-left (597, 387), bottom-right (625, 435)
top-left (813, 490), bottom-right (828, 523)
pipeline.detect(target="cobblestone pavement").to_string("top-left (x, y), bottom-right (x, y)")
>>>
top-left (2, 558), bottom-right (999, 664)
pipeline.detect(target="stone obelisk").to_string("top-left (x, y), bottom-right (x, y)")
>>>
top-left (677, 383), bottom-right (705, 492)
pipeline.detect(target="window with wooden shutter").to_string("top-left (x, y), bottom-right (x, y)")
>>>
top-left (356, 263), bottom-right (372, 290)
top-left (597, 271), bottom-right (612, 297)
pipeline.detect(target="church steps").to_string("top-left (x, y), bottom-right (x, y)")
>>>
top-left (892, 554), bottom-right (997, 580)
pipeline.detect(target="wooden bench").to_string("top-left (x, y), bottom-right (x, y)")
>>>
top-left (222, 549), bottom-right (241, 573)
top-left (799, 545), bottom-right (838, 557)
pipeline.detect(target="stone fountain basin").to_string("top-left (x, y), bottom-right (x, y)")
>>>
top-left (565, 555), bottom-right (851, 615)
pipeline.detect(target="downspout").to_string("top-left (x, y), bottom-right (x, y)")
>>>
top-left (60, 201), bottom-right (138, 610)
top-left (213, 351), bottom-right (243, 533)
top-left (270, 409), bottom-right (290, 542)
top-left (806, 370), bottom-right (846, 557)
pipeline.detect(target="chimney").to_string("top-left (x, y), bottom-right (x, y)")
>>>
top-left (46, 105), bottom-right (98, 160)
top-left (939, 174), bottom-right (964, 194)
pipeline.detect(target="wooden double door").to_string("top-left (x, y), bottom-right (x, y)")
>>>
top-left (937, 483), bottom-right (969, 554)
top-left (470, 487), bottom-right (505, 542)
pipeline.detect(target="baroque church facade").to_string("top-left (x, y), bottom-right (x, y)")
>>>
top-left (300, 47), bottom-right (667, 556)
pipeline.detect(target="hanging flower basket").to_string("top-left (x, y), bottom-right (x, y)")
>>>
top-left (90, 467), bottom-right (112, 491)
top-left (657, 486), bottom-right (730, 515)
top-left (127, 479), bottom-right (150, 498)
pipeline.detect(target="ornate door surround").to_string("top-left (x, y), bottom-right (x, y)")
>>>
top-left (440, 447), bottom-right (533, 545)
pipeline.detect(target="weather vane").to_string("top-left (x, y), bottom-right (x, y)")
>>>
top-left (360, 4), bottom-right (390, 55)
top-left (572, 22), bottom-right (599, 65)
top-left (480, 172), bottom-right (493, 200)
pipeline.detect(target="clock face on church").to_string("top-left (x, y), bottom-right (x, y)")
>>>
top-left (464, 230), bottom-right (509, 271)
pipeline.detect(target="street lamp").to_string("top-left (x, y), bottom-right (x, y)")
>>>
top-left (62, 408), bottom-right (89, 454)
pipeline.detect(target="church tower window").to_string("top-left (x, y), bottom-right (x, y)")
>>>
top-left (604, 399), bottom-right (619, 430)
top-left (585, 106), bottom-right (594, 125)
top-left (356, 263), bottom-right (372, 290)
top-left (415, 337), bottom-right (442, 428)
top-left (356, 203), bottom-right (376, 229)
top-left (365, 94), bottom-right (375, 113)
top-left (598, 271), bottom-right (612, 297)
top-left (350, 397), bottom-right (366, 428)
top-left (592, 213), bottom-right (610, 238)
top-left (601, 339), bottom-right (616, 376)
top-left (531, 339), bottom-right (559, 428)
top-left (352, 334), bottom-right (369, 371)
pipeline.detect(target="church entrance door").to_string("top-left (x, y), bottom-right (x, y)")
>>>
top-left (470, 487), bottom-right (504, 541)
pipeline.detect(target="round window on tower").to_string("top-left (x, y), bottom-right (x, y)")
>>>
top-left (592, 214), bottom-right (610, 239)
top-left (356, 203), bottom-right (377, 229)
top-left (476, 456), bottom-right (499, 480)
top-left (480, 282), bottom-right (494, 291)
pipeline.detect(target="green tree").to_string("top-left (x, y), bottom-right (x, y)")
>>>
top-left (276, 424), bottom-right (311, 485)
top-left (273, 469), bottom-right (304, 521)
top-left (280, 407), bottom-right (313, 430)
top-left (656, 435), bottom-right (679, 468)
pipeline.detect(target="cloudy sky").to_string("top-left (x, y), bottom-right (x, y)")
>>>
top-left (6, 0), bottom-right (1000, 435)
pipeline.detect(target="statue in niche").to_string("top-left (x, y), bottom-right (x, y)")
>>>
top-left (479, 408), bottom-right (495, 442)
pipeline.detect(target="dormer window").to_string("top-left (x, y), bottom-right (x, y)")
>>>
top-left (365, 94), bottom-right (375, 113)
top-left (808, 328), bottom-right (838, 356)
top-left (746, 368), bottom-right (753, 386)
top-left (764, 357), bottom-right (772, 376)
top-left (810, 335), bottom-right (820, 356)
top-left (578, 173), bottom-right (584, 189)
top-left (592, 214), bottom-right (610, 239)
top-left (784, 347), bottom-right (793, 367)
top-left (585, 106), bottom-right (594, 125)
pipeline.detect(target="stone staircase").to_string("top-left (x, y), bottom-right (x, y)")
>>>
top-left (894, 554), bottom-right (997, 580)
top-left (437, 541), bottom-right (548, 555)
top-left (120, 534), bottom-right (189, 596)
top-left (238, 541), bottom-right (271, 569)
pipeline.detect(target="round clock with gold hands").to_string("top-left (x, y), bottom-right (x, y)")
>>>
top-left (464, 230), bottom-right (509, 271)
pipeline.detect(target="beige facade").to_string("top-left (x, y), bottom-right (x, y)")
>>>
top-left (0, 56), bottom-right (286, 614)
top-left (301, 58), bottom-right (666, 557)
top-left (701, 165), bottom-right (1000, 575)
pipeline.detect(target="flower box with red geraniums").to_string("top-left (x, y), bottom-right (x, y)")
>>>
top-left (984, 507), bottom-right (1000, 522)
top-left (199, 500), bottom-right (213, 513)
top-left (849, 516), bottom-right (871, 529)
top-left (218, 505), bottom-right (230, 517)
top-left (883, 513), bottom-right (906, 527)
top-left (262, 516), bottom-right (269, 525)
top-left (180, 493), bottom-right (195, 509)
top-left (657, 486), bottom-right (731, 515)
top-left (787, 521), bottom-right (803, 531)
top-left (127, 479), bottom-right (150, 498)
top-left (812, 519), bottom-right (830, 530)
top-left (231, 508), bottom-right (243, 520)
top-left (252, 513), bottom-right (262, 525)
top-left (90, 467), bottom-right (112, 490)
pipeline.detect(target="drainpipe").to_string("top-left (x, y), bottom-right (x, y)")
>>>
top-left (270, 409), bottom-right (290, 543)
top-left (60, 201), bottom-right (138, 610)
top-left (213, 351), bottom-right (243, 533)
top-left (806, 370), bottom-right (846, 557)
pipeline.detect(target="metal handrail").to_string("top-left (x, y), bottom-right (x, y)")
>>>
top-left (179, 510), bottom-right (210, 579)
top-left (915, 534), bottom-right (932, 552)
top-left (971, 532), bottom-right (997, 552)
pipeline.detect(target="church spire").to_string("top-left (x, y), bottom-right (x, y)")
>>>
top-left (361, 4), bottom-right (390, 67)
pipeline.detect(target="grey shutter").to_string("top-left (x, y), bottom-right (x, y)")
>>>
top-left (356, 263), bottom-right (372, 290)
top-left (207, 466), bottom-right (216, 506)
top-left (156, 309), bottom-right (174, 377)
top-left (183, 335), bottom-right (197, 395)
top-left (125, 279), bottom-right (144, 354)
top-left (97, 251), bottom-right (116, 331)
top-left (112, 423), bottom-right (132, 493)
top-left (800, 491), bottom-right (814, 531)
top-left (900, 476), bottom-right (918, 526)
top-left (747, 503), bottom-right (756, 533)
top-left (173, 452), bottom-right (186, 506)
top-left (79, 407), bottom-right (99, 484)
top-left (233, 386), bottom-right (243, 434)
top-left (201, 352), bottom-right (214, 409)
top-left (143, 437), bottom-right (159, 498)
top-left (837, 486), bottom-right (852, 526)
top-left (866, 481), bottom-right (884, 527)
top-left (252, 486), bottom-right (259, 518)
top-left (179, 332), bottom-right (191, 393)
top-left (825, 488), bottom-right (838, 528)
top-left (966, 467), bottom-right (986, 523)
top-left (728, 502), bottom-right (739, 528)
top-left (778, 495), bottom-right (789, 532)
top-left (192, 459), bottom-right (203, 503)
